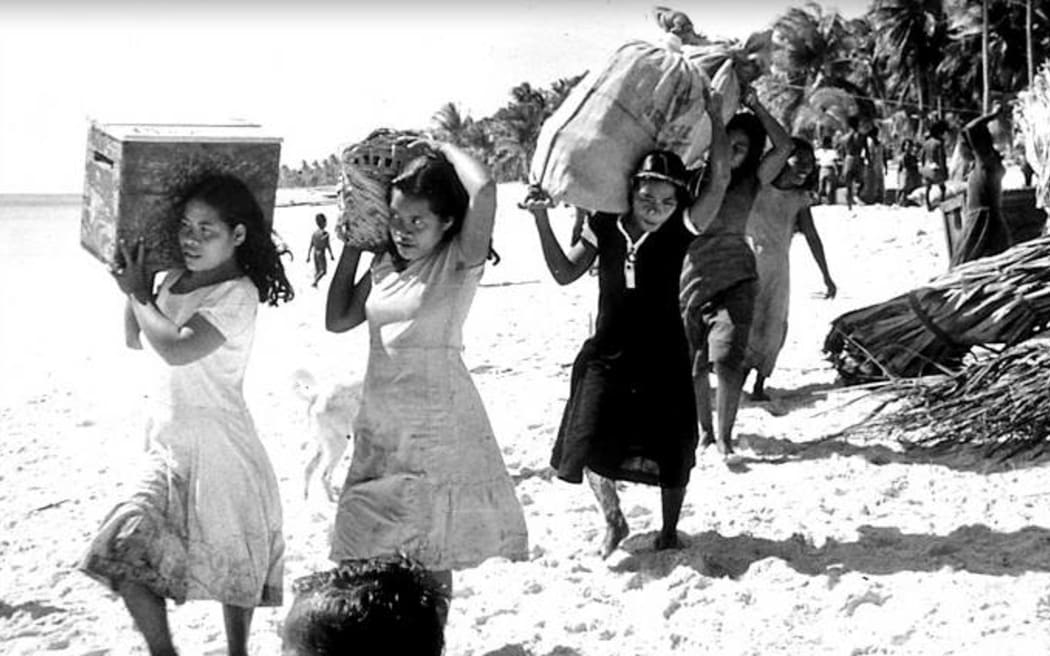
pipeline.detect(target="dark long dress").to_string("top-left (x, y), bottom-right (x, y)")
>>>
top-left (950, 152), bottom-right (1010, 267)
top-left (550, 212), bottom-right (699, 488)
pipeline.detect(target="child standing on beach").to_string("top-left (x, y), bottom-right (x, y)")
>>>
top-left (521, 90), bottom-right (725, 558)
top-left (680, 86), bottom-right (794, 461)
top-left (814, 135), bottom-right (840, 205)
top-left (79, 174), bottom-right (294, 656)
top-left (325, 142), bottom-right (527, 621)
top-left (307, 212), bottom-right (334, 287)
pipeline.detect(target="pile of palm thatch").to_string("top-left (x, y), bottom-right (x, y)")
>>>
top-left (824, 235), bottom-right (1050, 384)
top-left (878, 339), bottom-right (1050, 463)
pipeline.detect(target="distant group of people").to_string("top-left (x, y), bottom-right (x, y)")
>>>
top-left (812, 117), bottom-right (887, 210)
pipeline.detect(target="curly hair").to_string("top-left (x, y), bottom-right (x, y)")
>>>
top-left (178, 174), bottom-right (294, 305)
top-left (283, 555), bottom-right (447, 656)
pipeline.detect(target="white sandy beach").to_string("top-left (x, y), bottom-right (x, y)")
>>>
top-left (3, 182), bottom-right (1050, 655)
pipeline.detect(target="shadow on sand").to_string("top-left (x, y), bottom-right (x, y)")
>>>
top-left (742, 380), bottom-right (841, 416)
top-left (611, 524), bottom-right (1050, 581)
top-left (482, 645), bottom-right (583, 656)
top-left (734, 430), bottom-right (1050, 474)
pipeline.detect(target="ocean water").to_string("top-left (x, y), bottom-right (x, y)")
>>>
top-left (0, 194), bottom-right (84, 259)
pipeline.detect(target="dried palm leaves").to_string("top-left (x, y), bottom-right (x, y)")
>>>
top-left (825, 235), bottom-right (1050, 383)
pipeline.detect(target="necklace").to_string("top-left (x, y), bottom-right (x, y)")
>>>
top-left (616, 216), bottom-right (649, 290)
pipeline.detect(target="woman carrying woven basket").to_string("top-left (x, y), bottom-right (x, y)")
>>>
top-left (324, 141), bottom-right (528, 622)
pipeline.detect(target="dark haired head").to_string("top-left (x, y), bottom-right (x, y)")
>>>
top-left (282, 555), bottom-right (447, 656)
top-left (821, 136), bottom-right (833, 149)
top-left (631, 149), bottom-right (692, 208)
top-left (929, 120), bottom-right (948, 139)
top-left (387, 150), bottom-right (498, 268)
top-left (315, 213), bottom-right (327, 228)
top-left (178, 174), bottom-right (293, 305)
top-left (847, 116), bottom-right (859, 130)
top-left (726, 111), bottom-right (768, 180)
top-left (390, 152), bottom-right (468, 241)
top-left (774, 137), bottom-right (817, 191)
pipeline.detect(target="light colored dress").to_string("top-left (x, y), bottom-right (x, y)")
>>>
top-left (330, 239), bottom-right (529, 571)
top-left (743, 187), bottom-right (812, 378)
top-left (79, 273), bottom-right (284, 608)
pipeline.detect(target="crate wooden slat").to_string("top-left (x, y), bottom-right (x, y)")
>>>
top-left (80, 121), bottom-right (282, 272)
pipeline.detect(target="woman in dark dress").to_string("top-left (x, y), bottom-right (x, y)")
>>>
top-left (521, 134), bottom-right (716, 557)
top-left (950, 103), bottom-right (1012, 267)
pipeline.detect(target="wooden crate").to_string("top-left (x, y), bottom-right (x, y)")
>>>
top-left (81, 121), bottom-right (282, 272)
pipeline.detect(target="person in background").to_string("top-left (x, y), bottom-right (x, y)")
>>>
top-left (864, 128), bottom-right (887, 204)
top-left (281, 555), bottom-right (447, 656)
top-left (895, 139), bottom-right (922, 205)
top-left (920, 120), bottom-right (949, 211)
top-left (306, 212), bottom-right (334, 288)
top-left (743, 138), bottom-right (836, 401)
top-left (814, 135), bottom-right (840, 205)
top-left (840, 116), bottom-right (868, 211)
top-left (950, 103), bottom-right (1013, 266)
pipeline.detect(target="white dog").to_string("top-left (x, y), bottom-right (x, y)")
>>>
top-left (291, 369), bottom-right (363, 501)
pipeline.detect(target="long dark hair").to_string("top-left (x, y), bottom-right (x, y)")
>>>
top-left (388, 151), bottom-right (499, 267)
top-left (179, 174), bottom-right (294, 305)
top-left (726, 111), bottom-right (768, 184)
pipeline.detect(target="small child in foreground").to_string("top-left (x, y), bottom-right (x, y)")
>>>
top-left (282, 555), bottom-right (448, 656)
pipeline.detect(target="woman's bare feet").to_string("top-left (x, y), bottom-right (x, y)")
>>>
top-left (600, 513), bottom-right (630, 559)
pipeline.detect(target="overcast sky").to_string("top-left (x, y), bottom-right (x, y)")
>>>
top-left (0, 0), bottom-right (870, 194)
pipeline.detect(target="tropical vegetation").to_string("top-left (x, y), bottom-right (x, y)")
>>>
top-left (280, 0), bottom-right (1049, 187)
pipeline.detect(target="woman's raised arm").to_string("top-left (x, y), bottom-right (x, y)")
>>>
top-left (438, 142), bottom-right (496, 266)
top-left (687, 88), bottom-right (730, 231)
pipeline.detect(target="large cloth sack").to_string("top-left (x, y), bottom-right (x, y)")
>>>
top-left (336, 129), bottom-right (434, 251)
top-left (530, 39), bottom-right (739, 214)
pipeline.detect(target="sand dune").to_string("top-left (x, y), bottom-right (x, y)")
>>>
top-left (2, 184), bottom-right (1049, 655)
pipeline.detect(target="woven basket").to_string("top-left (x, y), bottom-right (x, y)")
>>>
top-left (336, 129), bottom-right (434, 251)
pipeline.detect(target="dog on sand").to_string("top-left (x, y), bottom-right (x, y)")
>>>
top-left (291, 369), bottom-right (363, 501)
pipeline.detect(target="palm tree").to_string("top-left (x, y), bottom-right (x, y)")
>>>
top-left (871, 0), bottom-right (949, 119)
top-left (491, 82), bottom-right (549, 182)
top-left (769, 3), bottom-right (874, 131)
top-left (430, 102), bottom-right (472, 147)
top-left (937, 0), bottom-right (1049, 112)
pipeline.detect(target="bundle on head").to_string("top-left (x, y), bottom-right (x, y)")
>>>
top-left (336, 128), bottom-right (435, 251)
top-left (825, 235), bottom-right (1050, 383)
top-left (1016, 61), bottom-right (1050, 209)
top-left (882, 339), bottom-right (1050, 464)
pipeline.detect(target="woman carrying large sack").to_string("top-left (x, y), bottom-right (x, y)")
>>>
top-left (522, 90), bottom-right (725, 559)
